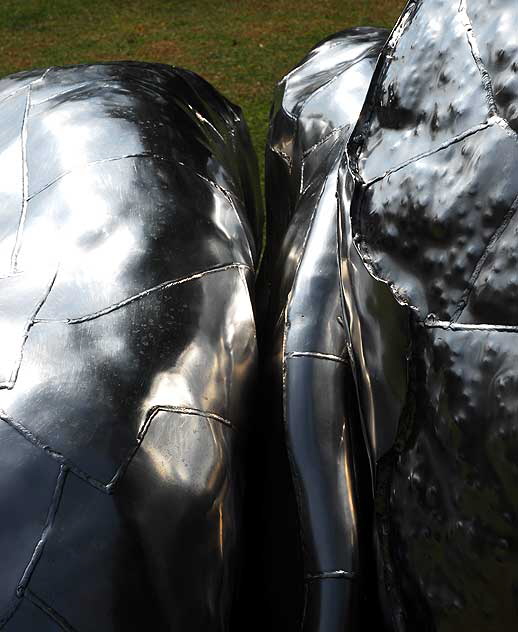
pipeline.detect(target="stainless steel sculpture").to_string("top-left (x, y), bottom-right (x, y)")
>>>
top-left (346, 1), bottom-right (518, 629)
top-left (261, 27), bottom-right (388, 630)
top-left (264, 1), bottom-right (518, 631)
top-left (0, 62), bottom-right (262, 631)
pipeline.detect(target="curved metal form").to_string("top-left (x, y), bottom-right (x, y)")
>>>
top-left (0, 62), bottom-right (262, 631)
top-left (342, 0), bottom-right (518, 629)
top-left (262, 28), bottom-right (388, 631)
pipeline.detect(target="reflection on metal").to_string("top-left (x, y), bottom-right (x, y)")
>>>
top-left (0, 62), bottom-right (262, 631)
top-left (262, 28), bottom-right (388, 631)
top-left (266, 1), bottom-right (518, 630)
top-left (346, 0), bottom-right (518, 629)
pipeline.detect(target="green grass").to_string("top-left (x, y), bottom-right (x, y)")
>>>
top-left (0, 0), bottom-right (404, 183)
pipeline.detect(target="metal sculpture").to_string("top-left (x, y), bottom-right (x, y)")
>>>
top-left (261, 27), bottom-right (388, 630)
top-left (264, 1), bottom-right (518, 630)
top-left (0, 62), bottom-right (262, 631)
top-left (346, 1), bottom-right (518, 629)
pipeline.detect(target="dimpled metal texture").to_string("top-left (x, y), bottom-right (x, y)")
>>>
top-left (343, 0), bottom-right (518, 630)
top-left (262, 28), bottom-right (388, 631)
top-left (0, 62), bottom-right (262, 631)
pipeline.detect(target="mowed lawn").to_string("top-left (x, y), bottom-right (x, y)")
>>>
top-left (0, 0), bottom-right (405, 181)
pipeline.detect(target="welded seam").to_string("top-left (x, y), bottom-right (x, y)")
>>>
top-left (33, 263), bottom-right (252, 325)
top-left (458, 0), bottom-right (497, 115)
top-left (25, 590), bottom-right (77, 632)
top-left (107, 405), bottom-right (235, 490)
top-left (270, 144), bottom-right (293, 170)
top-left (299, 132), bottom-right (342, 197)
top-left (305, 569), bottom-right (356, 581)
top-left (423, 318), bottom-right (518, 333)
top-left (27, 152), bottom-right (245, 208)
top-left (31, 81), bottom-right (93, 106)
top-left (281, 37), bottom-right (355, 83)
top-left (0, 67), bottom-right (51, 108)
top-left (0, 409), bottom-right (112, 492)
top-left (344, 8), bottom-right (417, 628)
top-left (169, 67), bottom-right (229, 141)
top-left (286, 351), bottom-right (348, 364)
top-left (364, 121), bottom-right (491, 188)
top-left (0, 269), bottom-right (58, 390)
top-left (302, 124), bottom-right (349, 158)
top-left (27, 152), bottom-right (154, 200)
top-left (10, 85), bottom-right (32, 274)
top-left (0, 83), bottom-right (30, 107)
top-left (347, 0), bottom-right (416, 185)
top-left (451, 193), bottom-right (518, 322)
top-left (0, 598), bottom-right (21, 629)
top-left (0, 404), bottom-right (234, 496)
top-left (458, 0), bottom-right (518, 141)
top-left (293, 45), bottom-right (390, 118)
top-left (17, 465), bottom-right (68, 596)
top-left (194, 172), bottom-right (255, 266)
top-left (282, 171), bottom-right (333, 630)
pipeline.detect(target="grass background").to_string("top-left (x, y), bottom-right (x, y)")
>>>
top-left (0, 0), bottom-right (405, 182)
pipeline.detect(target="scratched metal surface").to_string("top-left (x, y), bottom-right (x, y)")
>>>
top-left (341, 0), bottom-right (518, 629)
top-left (263, 28), bottom-right (388, 631)
top-left (0, 62), bottom-right (262, 631)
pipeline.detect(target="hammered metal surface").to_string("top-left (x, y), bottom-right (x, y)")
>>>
top-left (343, 1), bottom-right (518, 629)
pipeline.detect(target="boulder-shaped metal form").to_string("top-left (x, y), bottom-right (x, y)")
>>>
top-left (0, 62), bottom-right (262, 631)
top-left (261, 28), bottom-right (388, 631)
top-left (265, 1), bottom-right (518, 629)
top-left (345, 0), bottom-right (518, 629)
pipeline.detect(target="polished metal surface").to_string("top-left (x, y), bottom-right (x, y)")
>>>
top-left (262, 28), bottom-right (387, 631)
top-left (0, 62), bottom-right (262, 631)
top-left (265, 1), bottom-right (518, 629)
top-left (342, 0), bottom-right (518, 629)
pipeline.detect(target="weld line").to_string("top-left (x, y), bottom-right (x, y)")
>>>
top-left (106, 405), bottom-right (235, 490)
top-left (270, 145), bottom-right (293, 170)
top-left (10, 85), bottom-right (32, 274)
top-left (17, 465), bottom-right (68, 595)
top-left (33, 263), bottom-right (252, 325)
top-left (365, 121), bottom-right (491, 187)
top-left (302, 124), bottom-right (349, 158)
top-left (286, 351), bottom-right (348, 364)
top-left (194, 172), bottom-right (255, 265)
top-left (25, 590), bottom-right (77, 632)
top-left (347, 1), bottom-right (416, 186)
top-left (32, 81), bottom-right (93, 106)
top-left (0, 67), bottom-right (50, 108)
top-left (27, 153), bottom-right (246, 210)
top-left (1, 268), bottom-right (59, 391)
top-left (452, 193), bottom-right (518, 321)
top-left (281, 169), bottom-right (332, 592)
top-left (299, 132), bottom-right (342, 196)
top-left (1, 404), bottom-right (234, 496)
top-left (0, 598), bottom-right (22, 628)
top-left (305, 570), bottom-right (356, 581)
top-left (27, 152), bottom-right (154, 200)
top-left (292, 43), bottom-right (390, 116)
top-left (459, 0), bottom-right (518, 141)
top-left (0, 412), bottom-right (112, 493)
top-left (423, 319), bottom-right (518, 333)
top-left (458, 0), bottom-right (495, 116)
